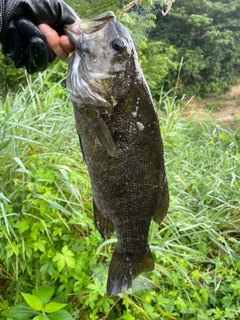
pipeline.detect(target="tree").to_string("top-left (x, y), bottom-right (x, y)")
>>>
top-left (150, 0), bottom-right (240, 97)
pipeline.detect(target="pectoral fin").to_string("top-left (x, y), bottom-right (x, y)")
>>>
top-left (84, 107), bottom-right (118, 157)
top-left (76, 132), bottom-right (86, 162)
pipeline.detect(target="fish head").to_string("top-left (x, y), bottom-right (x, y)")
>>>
top-left (65, 11), bottom-right (137, 108)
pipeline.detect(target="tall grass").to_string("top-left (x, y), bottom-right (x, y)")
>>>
top-left (0, 74), bottom-right (239, 319)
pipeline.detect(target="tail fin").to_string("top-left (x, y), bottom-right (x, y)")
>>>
top-left (107, 246), bottom-right (154, 296)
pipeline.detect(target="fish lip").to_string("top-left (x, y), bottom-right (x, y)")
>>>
top-left (64, 21), bottom-right (83, 37)
top-left (64, 11), bottom-right (115, 36)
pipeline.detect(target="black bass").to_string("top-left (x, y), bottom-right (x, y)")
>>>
top-left (65, 11), bottom-right (169, 296)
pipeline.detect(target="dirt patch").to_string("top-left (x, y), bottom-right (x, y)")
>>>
top-left (184, 84), bottom-right (240, 129)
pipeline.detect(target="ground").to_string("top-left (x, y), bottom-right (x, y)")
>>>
top-left (184, 83), bottom-right (240, 130)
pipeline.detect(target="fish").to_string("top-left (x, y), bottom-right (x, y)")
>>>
top-left (65, 11), bottom-right (169, 296)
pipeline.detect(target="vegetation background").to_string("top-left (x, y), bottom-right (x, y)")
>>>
top-left (0, 0), bottom-right (239, 319)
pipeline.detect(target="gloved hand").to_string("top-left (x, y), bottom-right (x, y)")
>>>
top-left (0, 0), bottom-right (76, 73)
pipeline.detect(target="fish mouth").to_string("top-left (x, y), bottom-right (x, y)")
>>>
top-left (64, 11), bottom-right (115, 36)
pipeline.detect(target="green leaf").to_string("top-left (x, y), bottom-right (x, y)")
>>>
top-left (57, 258), bottom-right (65, 272)
top-left (33, 239), bottom-right (46, 253)
top-left (65, 256), bottom-right (76, 269)
top-left (47, 310), bottom-right (74, 320)
top-left (62, 246), bottom-right (74, 256)
top-left (33, 315), bottom-right (50, 320)
top-left (32, 287), bottom-right (55, 305)
top-left (44, 302), bottom-right (68, 313)
top-left (235, 261), bottom-right (240, 271)
top-left (5, 94), bottom-right (10, 113)
top-left (7, 304), bottom-right (37, 320)
top-left (62, 246), bottom-right (76, 269)
top-left (13, 157), bottom-right (31, 175)
top-left (15, 219), bottom-right (30, 233)
top-left (21, 293), bottom-right (43, 311)
top-left (53, 253), bottom-right (65, 272)
top-left (52, 247), bottom-right (76, 271)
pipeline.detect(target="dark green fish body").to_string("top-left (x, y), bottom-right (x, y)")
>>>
top-left (65, 12), bottom-right (169, 296)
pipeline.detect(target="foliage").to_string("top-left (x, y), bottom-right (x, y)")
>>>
top-left (69, 0), bottom-right (124, 18)
top-left (0, 53), bottom-right (26, 96)
top-left (138, 39), bottom-right (177, 98)
top-left (150, 0), bottom-right (240, 97)
top-left (0, 73), bottom-right (239, 319)
top-left (7, 287), bottom-right (73, 320)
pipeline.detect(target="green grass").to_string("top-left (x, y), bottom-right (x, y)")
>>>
top-left (0, 74), bottom-right (240, 320)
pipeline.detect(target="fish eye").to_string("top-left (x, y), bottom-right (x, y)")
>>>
top-left (111, 38), bottom-right (125, 53)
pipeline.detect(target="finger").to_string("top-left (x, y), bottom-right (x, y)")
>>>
top-left (59, 35), bottom-right (75, 53)
top-left (38, 23), bottom-right (69, 60)
top-left (27, 37), bottom-right (49, 73)
top-left (59, 17), bottom-right (81, 53)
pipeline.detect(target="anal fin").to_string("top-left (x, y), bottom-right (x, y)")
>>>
top-left (93, 200), bottom-right (115, 239)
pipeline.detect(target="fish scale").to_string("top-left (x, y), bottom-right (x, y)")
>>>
top-left (65, 11), bottom-right (169, 296)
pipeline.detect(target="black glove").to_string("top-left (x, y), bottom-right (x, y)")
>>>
top-left (0, 0), bottom-right (76, 73)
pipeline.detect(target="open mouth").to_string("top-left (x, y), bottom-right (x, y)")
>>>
top-left (64, 11), bottom-right (115, 36)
